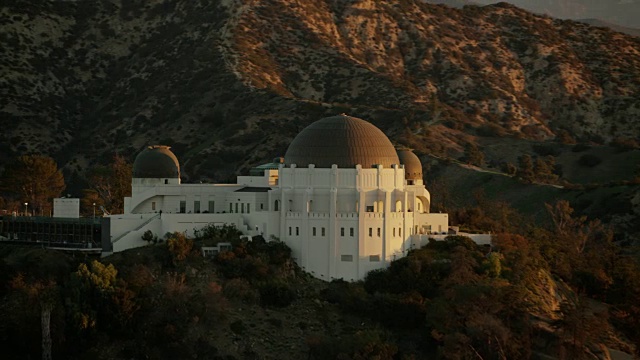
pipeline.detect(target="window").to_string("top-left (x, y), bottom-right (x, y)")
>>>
top-left (179, 201), bottom-right (186, 213)
top-left (340, 227), bottom-right (344, 236)
top-left (296, 227), bottom-right (299, 236)
top-left (313, 227), bottom-right (316, 236)
top-left (377, 228), bottom-right (381, 237)
top-left (274, 200), bottom-right (279, 211)
top-left (350, 227), bottom-right (354, 236)
top-left (368, 228), bottom-right (372, 237)
top-left (194, 201), bottom-right (200, 213)
top-left (399, 228), bottom-right (402, 237)
top-left (209, 201), bottom-right (215, 213)
top-left (152, 202), bottom-right (156, 211)
top-left (369, 255), bottom-right (380, 262)
top-left (229, 203), bottom-right (233, 213)
top-left (366, 206), bottom-right (374, 212)
top-left (246, 203), bottom-right (250, 214)
top-left (241, 203), bottom-right (245, 213)
top-left (260, 203), bottom-right (264, 210)
top-left (393, 228), bottom-right (396, 237)
top-left (164, 179), bottom-right (168, 184)
top-left (288, 227), bottom-right (292, 236)
top-left (235, 203), bottom-right (238, 213)
top-left (321, 227), bottom-right (325, 236)
top-left (341, 255), bottom-right (353, 262)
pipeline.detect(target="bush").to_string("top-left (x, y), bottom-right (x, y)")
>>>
top-left (229, 320), bottom-right (246, 334)
top-left (578, 154), bottom-right (602, 167)
top-left (166, 233), bottom-right (194, 263)
top-left (259, 281), bottom-right (296, 307)
top-left (533, 144), bottom-right (561, 157)
top-left (223, 278), bottom-right (259, 303)
top-left (572, 143), bottom-right (591, 152)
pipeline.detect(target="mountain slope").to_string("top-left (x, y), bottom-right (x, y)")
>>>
top-left (473, 0), bottom-right (640, 29)
top-left (2, 0), bottom-right (640, 183)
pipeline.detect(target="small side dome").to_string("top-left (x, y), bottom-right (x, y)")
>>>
top-left (284, 114), bottom-right (399, 168)
top-left (397, 149), bottom-right (422, 181)
top-left (133, 145), bottom-right (180, 178)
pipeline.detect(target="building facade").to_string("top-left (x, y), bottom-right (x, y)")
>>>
top-left (107, 115), bottom-right (450, 281)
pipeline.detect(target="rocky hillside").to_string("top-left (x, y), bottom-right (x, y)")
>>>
top-left (473, 0), bottom-right (640, 29)
top-left (2, 0), bottom-right (640, 184)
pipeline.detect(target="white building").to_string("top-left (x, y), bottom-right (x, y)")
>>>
top-left (106, 115), bottom-right (450, 281)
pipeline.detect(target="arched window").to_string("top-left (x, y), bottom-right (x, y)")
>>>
top-left (307, 200), bottom-right (313, 212)
top-left (377, 200), bottom-right (384, 213)
top-left (274, 200), bottom-right (279, 211)
top-left (395, 200), bottom-right (402, 212)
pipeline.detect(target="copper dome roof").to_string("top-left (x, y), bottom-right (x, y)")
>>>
top-left (284, 115), bottom-right (399, 168)
top-left (133, 145), bottom-right (180, 178)
top-left (397, 149), bottom-right (423, 180)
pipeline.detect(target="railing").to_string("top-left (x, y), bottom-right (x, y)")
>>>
top-left (112, 213), bottom-right (161, 244)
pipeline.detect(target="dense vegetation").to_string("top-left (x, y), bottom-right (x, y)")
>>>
top-left (1, 200), bottom-right (639, 359)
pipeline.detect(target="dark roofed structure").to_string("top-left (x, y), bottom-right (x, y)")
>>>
top-left (284, 115), bottom-right (399, 168)
top-left (133, 145), bottom-right (180, 178)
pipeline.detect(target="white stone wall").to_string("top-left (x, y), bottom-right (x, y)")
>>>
top-left (109, 164), bottom-right (452, 282)
top-left (53, 198), bottom-right (80, 218)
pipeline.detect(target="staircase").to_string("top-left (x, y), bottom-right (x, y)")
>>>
top-left (112, 213), bottom-right (161, 244)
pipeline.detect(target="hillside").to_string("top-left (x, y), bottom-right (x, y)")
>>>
top-left (2, 0), bottom-right (640, 181)
top-left (473, 0), bottom-right (640, 29)
top-left (1, 226), bottom-right (638, 359)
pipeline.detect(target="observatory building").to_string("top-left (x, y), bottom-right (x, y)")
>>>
top-left (107, 115), bottom-right (450, 281)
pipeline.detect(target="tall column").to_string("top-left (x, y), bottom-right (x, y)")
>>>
top-left (329, 165), bottom-right (338, 279)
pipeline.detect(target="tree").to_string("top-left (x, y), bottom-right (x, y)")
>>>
top-left (1, 155), bottom-right (65, 216)
top-left (10, 274), bottom-right (59, 360)
top-left (516, 155), bottom-right (535, 183)
top-left (85, 155), bottom-right (132, 214)
top-left (463, 142), bottom-right (484, 167)
top-left (534, 156), bottom-right (558, 183)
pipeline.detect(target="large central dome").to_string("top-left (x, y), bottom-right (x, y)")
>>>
top-left (284, 115), bottom-right (400, 168)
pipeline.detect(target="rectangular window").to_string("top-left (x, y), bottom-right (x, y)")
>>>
top-left (151, 202), bottom-right (156, 211)
top-left (260, 203), bottom-right (264, 210)
top-left (369, 255), bottom-right (381, 262)
top-left (229, 203), bottom-right (233, 213)
top-left (235, 203), bottom-right (239, 213)
top-left (366, 206), bottom-right (374, 212)
top-left (246, 203), bottom-right (250, 214)
top-left (209, 201), bottom-right (215, 213)
top-left (368, 228), bottom-right (372, 237)
top-left (321, 227), bottom-right (326, 236)
top-left (296, 227), bottom-right (299, 236)
top-left (194, 201), bottom-right (200, 213)
top-left (340, 227), bottom-right (344, 236)
top-left (399, 228), bottom-right (402, 237)
top-left (393, 228), bottom-right (396, 237)
top-left (377, 228), bottom-right (381, 237)
top-left (350, 227), bottom-right (354, 237)
top-left (289, 227), bottom-right (292, 236)
top-left (341, 255), bottom-right (353, 262)
top-left (179, 201), bottom-right (186, 213)
top-left (313, 227), bottom-right (316, 236)
top-left (241, 203), bottom-right (245, 213)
